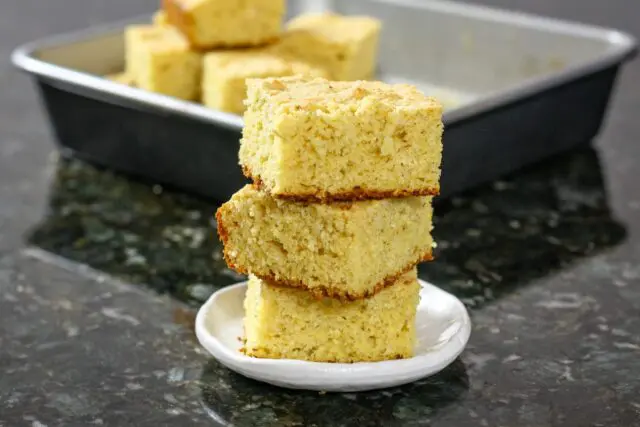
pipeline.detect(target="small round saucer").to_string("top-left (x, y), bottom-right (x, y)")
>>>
top-left (195, 279), bottom-right (471, 392)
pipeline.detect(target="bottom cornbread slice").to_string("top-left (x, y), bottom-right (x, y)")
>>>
top-left (242, 269), bottom-right (420, 363)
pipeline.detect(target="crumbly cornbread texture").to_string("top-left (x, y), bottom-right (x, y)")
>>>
top-left (125, 25), bottom-right (201, 100)
top-left (275, 12), bottom-right (381, 81)
top-left (203, 50), bottom-right (328, 115)
top-left (216, 185), bottom-right (433, 300)
top-left (162, 0), bottom-right (285, 48)
top-left (239, 76), bottom-right (443, 201)
top-left (243, 269), bottom-right (420, 362)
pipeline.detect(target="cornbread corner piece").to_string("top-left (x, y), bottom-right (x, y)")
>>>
top-left (216, 185), bottom-right (434, 300)
top-left (162, 0), bottom-right (285, 49)
top-left (124, 25), bottom-right (201, 100)
top-left (243, 269), bottom-right (420, 362)
top-left (240, 76), bottom-right (444, 201)
top-left (276, 12), bottom-right (382, 81)
top-left (203, 50), bottom-right (329, 115)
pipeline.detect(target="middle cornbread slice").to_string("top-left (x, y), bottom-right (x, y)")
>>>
top-left (216, 184), bottom-right (433, 300)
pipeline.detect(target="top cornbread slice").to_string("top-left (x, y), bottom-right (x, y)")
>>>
top-left (216, 184), bottom-right (434, 300)
top-left (162, 0), bottom-right (285, 48)
top-left (239, 76), bottom-right (443, 202)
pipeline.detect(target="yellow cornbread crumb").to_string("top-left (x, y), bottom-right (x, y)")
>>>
top-left (125, 25), bottom-right (201, 101)
top-left (203, 50), bottom-right (328, 115)
top-left (216, 185), bottom-right (434, 300)
top-left (162, 0), bottom-right (285, 48)
top-left (239, 76), bottom-right (443, 201)
top-left (243, 269), bottom-right (420, 362)
top-left (275, 12), bottom-right (381, 81)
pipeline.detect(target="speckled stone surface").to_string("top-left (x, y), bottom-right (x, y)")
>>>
top-left (2, 0), bottom-right (640, 426)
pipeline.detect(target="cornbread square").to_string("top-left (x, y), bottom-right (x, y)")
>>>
top-left (216, 185), bottom-right (434, 300)
top-left (203, 50), bottom-right (328, 115)
top-left (125, 25), bottom-right (201, 100)
top-left (276, 12), bottom-right (381, 81)
top-left (243, 270), bottom-right (420, 362)
top-left (240, 76), bottom-right (444, 201)
top-left (162, 0), bottom-right (285, 49)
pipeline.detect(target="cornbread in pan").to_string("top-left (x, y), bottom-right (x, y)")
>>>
top-left (203, 50), bottom-right (328, 115)
top-left (275, 12), bottom-right (381, 81)
top-left (243, 269), bottom-right (420, 362)
top-left (162, 0), bottom-right (285, 49)
top-left (239, 76), bottom-right (444, 202)
top-left (216, 185), bottom-right (434, 300)
top-left (125, 25), bottom-right (201, 100)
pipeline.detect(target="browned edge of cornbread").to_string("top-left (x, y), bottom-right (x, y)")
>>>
top-left (250, 251), bottom-right (433, 301)
top-left (216, 206), bottom-right (433, 300)
top-left (162, 0), bottom-right (279, 50)
top-left (242, 166), bottom-right (441, 203)
top-left (241, 346), bottom-right (408, 362)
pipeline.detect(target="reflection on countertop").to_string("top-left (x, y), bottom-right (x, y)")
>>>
top-left (28, 155), bottom-right (241, 305)
top-left (424, 146), bottom-right (626, 307)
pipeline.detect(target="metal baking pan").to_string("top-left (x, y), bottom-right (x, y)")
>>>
top-left (11, 0), bottom-right (637, 202)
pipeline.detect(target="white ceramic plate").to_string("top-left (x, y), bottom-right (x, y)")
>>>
top-left (195, 279), bottom-right (471, 392)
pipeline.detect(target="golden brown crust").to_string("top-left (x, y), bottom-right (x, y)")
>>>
top-left (215, 204), bottom-right (231, 249)
top-left (243, 165), bottom-right (440, 203)
top-left (162, 0), bottom-right (279, 49)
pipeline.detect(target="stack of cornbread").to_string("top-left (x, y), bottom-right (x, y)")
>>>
top-left (112, 0), bottom-right (382, 115)
top-left (216, 76), bottom-right (443, 362)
